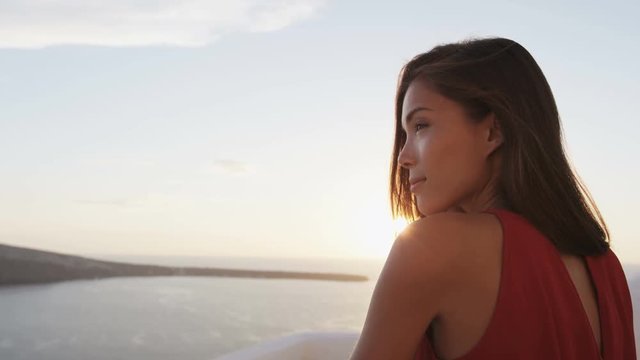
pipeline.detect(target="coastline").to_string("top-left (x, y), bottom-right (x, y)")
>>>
top-left (0, 243), bottom-right (369, 286)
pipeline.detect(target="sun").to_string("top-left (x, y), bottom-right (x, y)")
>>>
top-left (349, 203), bottom-right (412, 258)
top-left (392, 216), bottom-right (410, 237)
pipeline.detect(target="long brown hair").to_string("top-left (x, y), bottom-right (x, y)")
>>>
top-left (389, 37), bottom-right (609, 256)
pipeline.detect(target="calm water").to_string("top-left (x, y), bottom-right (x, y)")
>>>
top-left (1, 257), bottom-right (639, 360)
top-left (0, 256), bottom-right (384, 360)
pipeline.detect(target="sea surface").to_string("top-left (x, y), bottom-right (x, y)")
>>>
top-left (0, 256), bottom-right (385, 360)
top-left (1, 256), bottom-right (639, 360)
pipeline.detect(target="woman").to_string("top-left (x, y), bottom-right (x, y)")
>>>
top-left (349, 38), bottom-right (635, 360)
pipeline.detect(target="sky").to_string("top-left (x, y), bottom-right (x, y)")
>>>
top-left (0, 0), bottom-right (638, 262)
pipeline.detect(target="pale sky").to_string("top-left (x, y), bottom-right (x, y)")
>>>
top-left (0, 0), bottom-right (638, 262)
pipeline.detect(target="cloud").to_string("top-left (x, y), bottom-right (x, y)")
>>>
top-left (212, 159), bottom-right (252, 174)
top-left (75, 193), bottom-right (173, 208)
top-left (75, 198), bottom-right (139, 208)
top-left (0, 0), bottom-right (326, 48)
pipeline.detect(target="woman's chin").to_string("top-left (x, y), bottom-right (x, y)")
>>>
top-left (416, 201), bottom-right (439, 216)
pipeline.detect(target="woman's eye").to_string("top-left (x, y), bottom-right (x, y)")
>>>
top-left (415, 123), bottom-right (429, 132)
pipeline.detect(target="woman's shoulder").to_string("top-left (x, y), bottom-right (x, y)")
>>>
top-left (395, 210), bottom-right (502, 280)
top-left (398, 210), bottom-right (502, 253)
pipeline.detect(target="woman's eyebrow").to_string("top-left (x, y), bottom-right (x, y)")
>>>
top-left (402, 106), bottom-right (434, 130)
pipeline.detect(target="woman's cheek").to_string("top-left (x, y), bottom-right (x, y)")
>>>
top-left (417, 137), bottom-right (432, 169)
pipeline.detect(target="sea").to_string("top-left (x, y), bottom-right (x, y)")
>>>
top-left (0, 256), bottom-right (385, 360)
top-left (1, 256), bottom-right (639, 360)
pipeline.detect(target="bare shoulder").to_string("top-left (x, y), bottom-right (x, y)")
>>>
top-left (397, 211), bottom-right (499, 259)
top-left (393, 211), bottom-right (503, 297)
top-left (349, 211), bottom-right (501, 359)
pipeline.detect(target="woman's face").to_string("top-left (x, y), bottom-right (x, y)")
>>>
top-left (398, 80), bottom-right (502, 215)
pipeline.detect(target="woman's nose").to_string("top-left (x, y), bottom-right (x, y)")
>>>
top-left (398, 144), bottom-right (415, 169)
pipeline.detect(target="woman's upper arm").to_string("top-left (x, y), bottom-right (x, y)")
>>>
top-left (349, 214), bottom-right (463, 360)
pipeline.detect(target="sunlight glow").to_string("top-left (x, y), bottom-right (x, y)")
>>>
top-left (347, 201), bottom-right (412, 258)
top-left (392, 216), bottom-right (410, 237)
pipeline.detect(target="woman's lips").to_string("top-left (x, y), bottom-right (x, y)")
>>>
top-left (410, 178), bottom-right (426, 192)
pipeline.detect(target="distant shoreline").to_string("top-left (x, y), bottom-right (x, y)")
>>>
top-left (0, 243), bottom-right (369, 286)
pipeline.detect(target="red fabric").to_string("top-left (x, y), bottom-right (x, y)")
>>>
top-left (414, 208), bottom-right (636, 360)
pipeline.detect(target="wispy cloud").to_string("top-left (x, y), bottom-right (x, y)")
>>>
top-left (212, 159), bottom-right (252, 174)
top-left (75, 199), bottom-right (135, 208)
top-left (75, 193), bottom-right (173, 208)
top-left (0, 0), bottom-right (326, 48)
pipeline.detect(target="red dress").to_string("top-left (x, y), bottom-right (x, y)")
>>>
top-left (414, 208), bottom-right (636, 360)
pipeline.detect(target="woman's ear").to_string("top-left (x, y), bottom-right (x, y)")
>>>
top-left (485, 113), bottom-right (503, 156)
